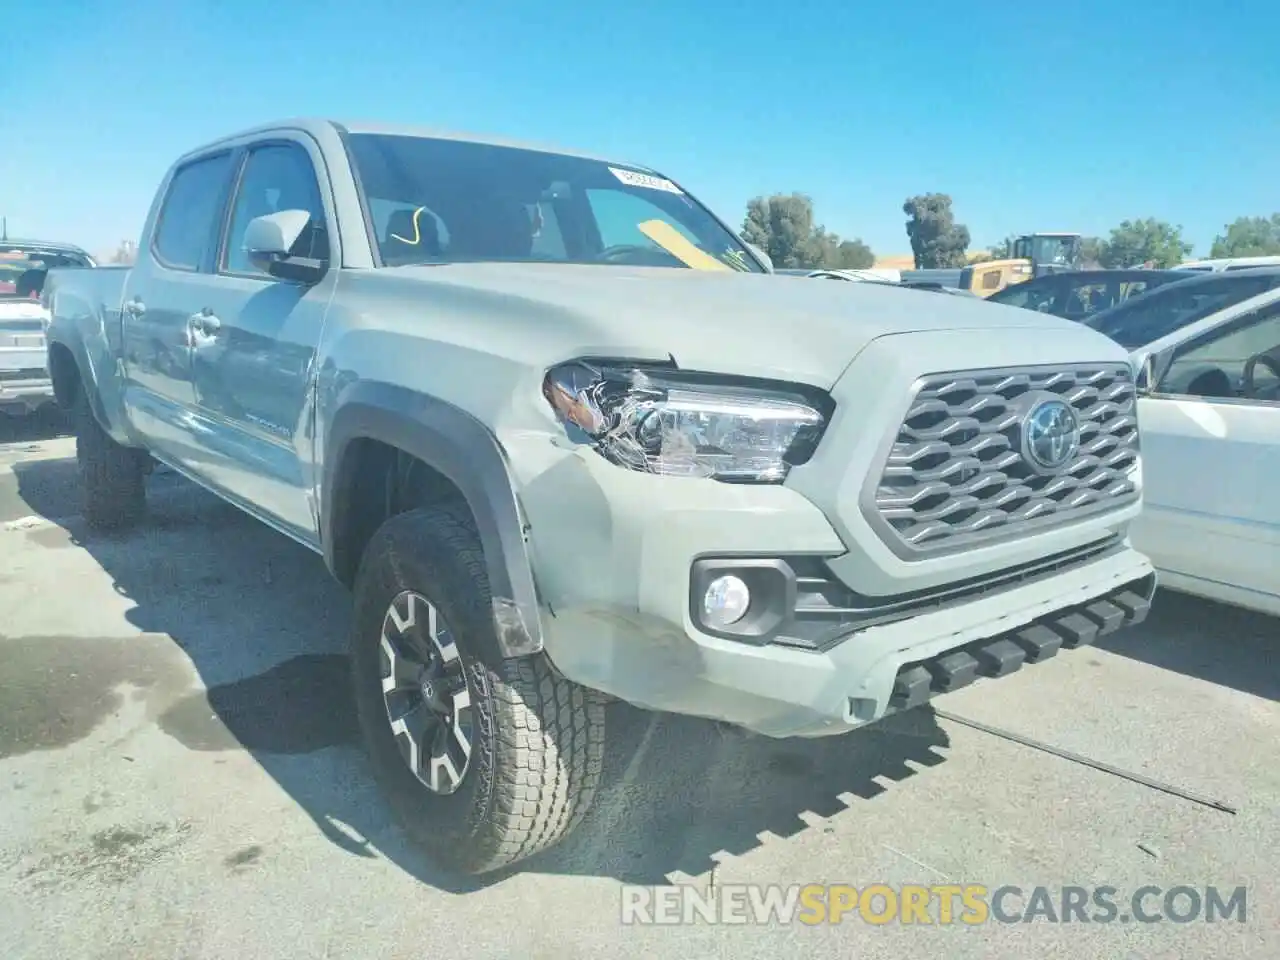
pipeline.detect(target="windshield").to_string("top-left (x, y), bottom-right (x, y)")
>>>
top-left (1032, 236), bottom-right (1076, 266)
top-left (345, 133), bottom-right (763, 273)
top-left (1084, 273), bottom-right (1280, 348)
top-left (1011, 235), bottom-right (1077, 265)
top-left (0, 246), bottom-right (92, 299)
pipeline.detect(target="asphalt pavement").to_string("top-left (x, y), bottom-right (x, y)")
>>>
top-left (1, 411), bottom-right (1276, 959)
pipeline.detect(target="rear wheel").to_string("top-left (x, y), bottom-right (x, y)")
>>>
top-left (350, 503), bottom-right (606, 875)
top-left (73, 392), bottom-right (147, 531)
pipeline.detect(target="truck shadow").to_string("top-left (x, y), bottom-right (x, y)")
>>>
top-left (10, 455), bottom-right (951, 890)
top-left (1095, 588), bottom-right (1280, 703)
top-left (0, 407), bottom-right (72, 444)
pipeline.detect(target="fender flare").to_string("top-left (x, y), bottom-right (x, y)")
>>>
top-left (322, 381), bottom-right (544, 663)
top-left (46, 333), bottom-right (111, 425)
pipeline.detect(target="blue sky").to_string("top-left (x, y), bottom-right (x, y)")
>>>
top-left (2, 0), bottom-right (1277, 259)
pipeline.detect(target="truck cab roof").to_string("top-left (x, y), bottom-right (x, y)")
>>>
top-left (178, 117), bottom-right (655, 174)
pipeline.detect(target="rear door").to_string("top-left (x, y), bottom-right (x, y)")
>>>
top-left (184, 137), bottom-right (337, 543)
top-left (1131, 300), bottom-right (1280, 612)
top-left (120, 151), bottom-right (236, 467)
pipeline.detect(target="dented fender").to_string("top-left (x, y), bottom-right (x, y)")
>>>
top-left (321, 381), bottom-right (544, 663)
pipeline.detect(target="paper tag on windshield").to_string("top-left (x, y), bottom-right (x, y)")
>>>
top-left (609, 167), bottom-right (683, 194)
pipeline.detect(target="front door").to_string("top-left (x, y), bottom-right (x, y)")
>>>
top-left (1132, 300), bottom-right (1280, 610)
top-left (186, 138), bottom-right (337, 544)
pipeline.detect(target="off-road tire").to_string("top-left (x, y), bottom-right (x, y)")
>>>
top-left (74, 392), bottom-right (146, 531)
top-left (350, 503), bottom-right (606, 875)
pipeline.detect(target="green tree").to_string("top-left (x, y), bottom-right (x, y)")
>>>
top-left (1098, 218), bottom-right (1192, 268)
top-left (740, 193), bottom-right (874, 270)
top-left (903, 194), bottom-right (971, 268)
top-left (1208, 214), bottom-right (1280, 258)
top-left (824, 236), bottom-right (875, 269)
top-left (1079, 236), bottom-right (1104, 267)
top-left (989, 234), bottom-right (1018, 259)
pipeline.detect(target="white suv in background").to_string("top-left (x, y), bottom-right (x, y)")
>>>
top-left (1177, 255), bottom-right (1280, 273)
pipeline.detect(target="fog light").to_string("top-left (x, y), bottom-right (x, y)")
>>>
top-left (703, 575), bottom-right (751, 626)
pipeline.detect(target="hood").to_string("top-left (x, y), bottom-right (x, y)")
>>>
top-left (389, 263), bottom-right (1115, 388)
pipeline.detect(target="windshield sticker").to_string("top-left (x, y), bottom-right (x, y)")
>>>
top-left (609, 167), bottom-right (683, 194)
top-left (637, 220), bottom-right (731, 271)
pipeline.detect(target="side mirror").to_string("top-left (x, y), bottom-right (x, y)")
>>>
top-left (745, 243), bottom-right (773, 272)
top-left (244, 209), bottom-right (325, 283)
top-left (1135, 351), bottom-right (1157, 393)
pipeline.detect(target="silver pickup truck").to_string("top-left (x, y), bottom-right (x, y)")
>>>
top-left (0, 239), bottom-right (95, 416)
top-left (45, 118), bottom-right (1156, 875)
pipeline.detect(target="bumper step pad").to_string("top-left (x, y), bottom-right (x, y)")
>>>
top-left (889, 575), bottom-right (1155, 712)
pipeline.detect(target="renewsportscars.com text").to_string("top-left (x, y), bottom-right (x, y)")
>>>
top-left (620, 883), bottom-right (1248, 926)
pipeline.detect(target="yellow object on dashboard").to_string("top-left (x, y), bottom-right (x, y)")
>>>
top-left (637, 220), bottom-right (732, 271)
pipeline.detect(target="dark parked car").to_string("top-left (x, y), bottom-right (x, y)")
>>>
top-left (985, 268), bottom-right (1190, 320)
top-left (1082, 266), bottom-right (1280, 349)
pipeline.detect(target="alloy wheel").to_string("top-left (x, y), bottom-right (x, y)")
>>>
top-left (378, 590), bottom-right (475, 795)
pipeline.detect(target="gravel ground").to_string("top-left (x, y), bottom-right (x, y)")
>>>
top-left (1, 412), bottom-right (1277, 959)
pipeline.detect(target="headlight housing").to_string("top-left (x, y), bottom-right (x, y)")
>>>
top-left (542, 361), bottom-right (831, 483)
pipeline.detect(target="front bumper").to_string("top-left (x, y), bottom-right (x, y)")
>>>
top-left (513, 440), bottom-right (1153, 739)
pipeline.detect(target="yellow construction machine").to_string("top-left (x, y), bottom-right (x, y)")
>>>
top-left (956, 232), bottom-right (1084, 297)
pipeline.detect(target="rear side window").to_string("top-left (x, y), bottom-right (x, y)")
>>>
top-left (152, 153), bottom-right (233, 271)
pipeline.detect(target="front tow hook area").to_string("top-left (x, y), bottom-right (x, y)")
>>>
top-left (888, 574), bottom-right (1156, 713)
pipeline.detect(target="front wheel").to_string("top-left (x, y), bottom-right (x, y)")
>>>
top-left (350, 503), bottom-right (605, 875)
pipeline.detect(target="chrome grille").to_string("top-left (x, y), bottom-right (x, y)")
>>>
top-left (872, 364), bottom-right (1140, 552)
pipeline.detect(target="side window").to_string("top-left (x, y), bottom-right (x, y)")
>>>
top-left (1094, 275), bottom-right (1275, 346)
top-left (1063, 282), bottom-right (1108, 317)
top-left (995, 280), bottom-right (1058, 312)
top-left (586, 189), bottom-right (698, 251)
top-left (152, 153), bottom-right (233, 271)
top-left (1121, 280), bottom-right (1149, 301)
top-left (222, 143), bottom-right (328, 277)
top-left (1157, 303), bottom-right (1280, 403)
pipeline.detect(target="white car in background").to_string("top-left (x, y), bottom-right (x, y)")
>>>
top-left (1084, 275), bottom-right (1280, 616)
top-left (1177, 255), bottom-right (1280, 273)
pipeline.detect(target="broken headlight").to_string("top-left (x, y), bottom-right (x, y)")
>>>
top-left (542, 361), bottom-right (830, 483)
